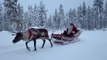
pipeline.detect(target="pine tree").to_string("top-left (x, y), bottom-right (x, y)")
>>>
top-left (27, 5), bottom-right (34, 27)
top-left (46, 15), bottom-right (52, 29)
top-left (23, 11), bottom-right (29, 29)
top-left (68, 8), bottom-right (77, 27)
top-left (86, 6), bottom-right (94, 30)
top-left (23, 5), bottom-right (33, 29)
top-left (93, 0), bottom-right (104, 29)
top-left (71, 9), bottom-right (77, 26)
top-left (53, 9), bottom-right (59, 30)
top-left (68, 8), bottom-right (73, 24)
top-left (33, 4), bottom-right (38, 27)
top-left (65, 12), bottom-right (70, 28)
top-left (58, 4), bottom-right (65, 29)
top-left (77, 5), bottom-right (83, 28)
top-left (38, 1), bottom-right (47, 27)
top-left (12, 3), bottom-right (24, 31)
top-left (17, 3), bottom-right (23, 20)
top-left (4, 0), bottom-right (18, 31)
top-left (82, 2), bottom-right (87, 29)
top-left (103, 0), bottom-right (107, 28)
top-left (0, 3), bottom-right (3, 31)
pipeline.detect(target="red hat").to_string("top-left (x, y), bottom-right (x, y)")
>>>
top-left (70, 23), bottom-right (74, 27)
top-left (70, 23), bottom-right (73, 25)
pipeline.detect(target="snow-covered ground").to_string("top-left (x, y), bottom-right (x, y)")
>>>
top-left (0, 30), bottom-right (107, 60)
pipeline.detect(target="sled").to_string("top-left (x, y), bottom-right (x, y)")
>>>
top-left (51, 30), bottom-right (82, 45)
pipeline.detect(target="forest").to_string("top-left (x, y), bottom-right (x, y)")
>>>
top-left (0, 0), bottom-right (107, 32)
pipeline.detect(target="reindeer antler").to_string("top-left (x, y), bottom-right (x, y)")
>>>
top-left (15, 20), bottom-right (23, 32)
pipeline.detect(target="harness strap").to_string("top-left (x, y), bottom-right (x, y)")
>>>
top-left (28, 29), bottom-right (32, 39)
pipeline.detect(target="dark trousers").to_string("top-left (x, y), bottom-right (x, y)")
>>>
top-left (62, 31), bottom-right (73, 37)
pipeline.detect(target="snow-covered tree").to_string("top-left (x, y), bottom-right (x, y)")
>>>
top-left (82, 2), bottom-right (87, 29)
top-left (46, 15), bottom-right (52, 29)
top-left (77, 5), bottom-right (83, 28)
top-left (58, 4), bottom-right (65, 29)
top-left (68, 8), bottom-right (73, 24)
top-left (86, 6), bottom-right (94, 30)
top-left (15, 3), bottom-right (24, 31)
top-left (23, 11), bottom-right (29, 29)
top-left (17, 3), bottom-right (23, 20)
top-left (4, 0), bottom-right (18, 31)
top-left (0, 3), bottom-right (3, 31)
top-left (67, 8), bottom-right (77, 27)
top-left (93, 0), bottom-right (104, 29)
top-left (71, 9), bottom-right (77, 26)
top-left (53, 9), bottom-right (59, 30)
top-left (23, 5), bottom-right (32, 29)
top-left (103, 0), bottom-right (107, 28)
top-left (33, 4), bottom-right (39, 27)
top-left (38, 1), bottom-right (47, 27)
top-left (27, 5), bottom-right (34, 27)
top-left (65, 12), bottom-right (70, 28)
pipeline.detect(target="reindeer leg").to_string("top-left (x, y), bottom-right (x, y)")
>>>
top-left (41, 39), bottom-right (46, 48)
top-left (25, 40), bottom-right (31, 51)
top-left (33, 39), bottom-right (37, 51)
top-left (48, 39), bottom-right (53, 47)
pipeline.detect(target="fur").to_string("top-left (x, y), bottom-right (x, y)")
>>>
top-left (12, 28), bottom-right (53, 51)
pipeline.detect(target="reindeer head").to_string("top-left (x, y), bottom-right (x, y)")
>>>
top-left (12, 20), bottom-right (23, 43)
top-left (12, 32), bottom-right (23, 43)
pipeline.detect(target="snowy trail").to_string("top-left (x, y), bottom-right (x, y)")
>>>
top-left (0, 31), bottom-right (107, 60)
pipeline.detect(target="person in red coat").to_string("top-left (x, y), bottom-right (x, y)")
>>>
top-left (62, 23), bottom-right (79, 37)
top-left (67, 23), bottom-right (79, 37)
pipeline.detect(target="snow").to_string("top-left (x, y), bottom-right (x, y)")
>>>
top-left (0, 30), bottom-right (107, 60)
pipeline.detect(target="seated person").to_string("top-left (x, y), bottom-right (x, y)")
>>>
top-left (62, 23), bottom-right (79, 37)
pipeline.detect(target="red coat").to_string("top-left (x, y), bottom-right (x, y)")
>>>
top-left (67, 23), bottom-right (78, 37)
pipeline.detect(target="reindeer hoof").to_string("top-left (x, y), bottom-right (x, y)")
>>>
top-left (51, 45), bottom-right (53, 47)
top-left (41, 46), bottom-right (44, 48)
top-left (27, 48), bottom-right (31, 51)
top-left (33, 49), bottom-right (37, 51)
top-left (51, 44), bottom-right (53, 47)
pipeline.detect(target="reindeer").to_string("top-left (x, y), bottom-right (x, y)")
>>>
top-left (12, 28), bottom-right (53, 51)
